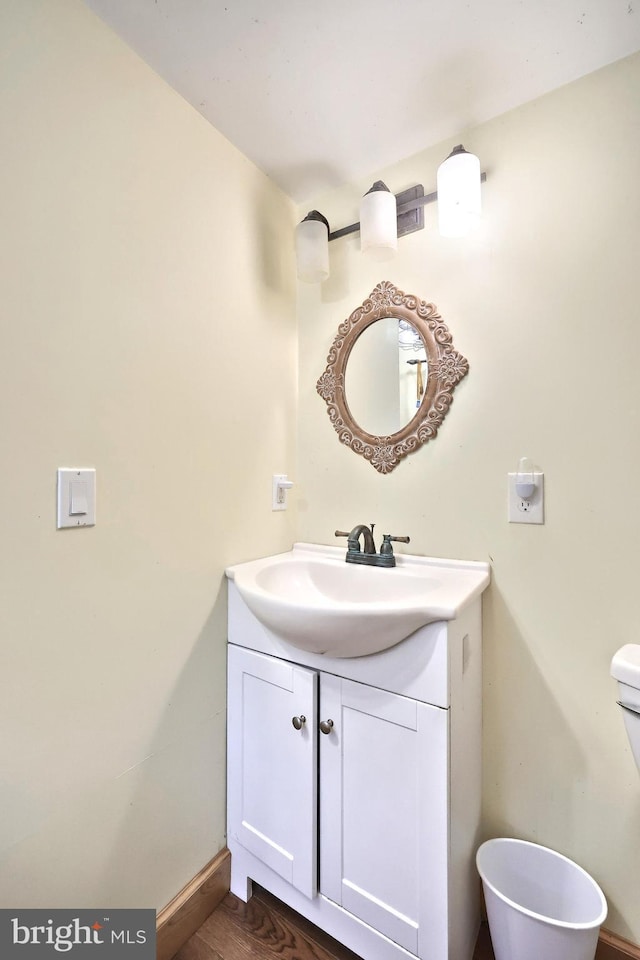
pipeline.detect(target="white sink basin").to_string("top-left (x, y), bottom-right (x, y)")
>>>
top-left (226, 543), bottom-right (490, 658)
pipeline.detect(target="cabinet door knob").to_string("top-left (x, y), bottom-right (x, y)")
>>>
top-left (291, 715), bottom-right (306, 730)
top-left (319, 719), bottom-right (334, 735)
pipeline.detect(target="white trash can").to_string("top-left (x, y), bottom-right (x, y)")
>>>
top-left (476, 838), bottom-right (607, 960)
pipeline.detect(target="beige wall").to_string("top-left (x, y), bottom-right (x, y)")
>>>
top-left (297, 53), bottom-right (640, 943)
top-left (0, 0), bottom-right (296, 909)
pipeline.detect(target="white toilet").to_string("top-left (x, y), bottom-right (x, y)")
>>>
top-left (611, 644), bottom-right (640, 772)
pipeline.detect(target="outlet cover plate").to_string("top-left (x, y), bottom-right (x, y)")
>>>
top-left (508, 472), bottom-right (544, 524)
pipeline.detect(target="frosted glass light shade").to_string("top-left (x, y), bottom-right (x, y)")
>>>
top-left (296, 211), bottom-right (330, 283)
top-left (360, 182), bottom-right (397, 261)
top-left (437, 145), bottom-right (481, 238)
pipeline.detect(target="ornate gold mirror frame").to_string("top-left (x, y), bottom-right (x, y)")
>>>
top-left (316, 281), bottom-right (469, 474)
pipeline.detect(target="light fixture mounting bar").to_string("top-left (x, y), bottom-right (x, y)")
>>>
top-left (327, 172), bottom-right (486, 242)
top-left (328, 221), bottom-right (364, 242)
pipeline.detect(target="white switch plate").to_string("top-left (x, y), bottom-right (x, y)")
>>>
top-left (57, 468), bottom-right (96, 528)
top-left (508, 472), bottom-right (544, 524)
top-left (272, 474), bottom-right (293, 511)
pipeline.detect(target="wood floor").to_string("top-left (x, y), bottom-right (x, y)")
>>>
top-left (173, 885), bottom-right (495, 960)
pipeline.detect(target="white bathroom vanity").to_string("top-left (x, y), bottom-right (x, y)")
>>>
top-left (225, 544), bottom-right (490, 960)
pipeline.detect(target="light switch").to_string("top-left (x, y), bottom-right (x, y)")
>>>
top-left (70, 481), bottom-right (88, 516)
top-left (57, 468), bottom-right (96, 528)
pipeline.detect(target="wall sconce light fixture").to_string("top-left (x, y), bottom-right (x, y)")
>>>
top-left (295, 210), bottom-right (331, 284)
top-left (295, 145), bottom-right (485, 283)
top-left (437, 144), bottom-right (482, 237)
top-left (359, 181), bottom-right (398, 261)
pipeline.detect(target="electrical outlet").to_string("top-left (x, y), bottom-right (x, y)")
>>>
top-left (508, 472), bottom-right (544, 524)
top-left (272, 474), bottom-right (293, 511)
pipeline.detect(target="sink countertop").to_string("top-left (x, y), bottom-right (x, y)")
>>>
top-left (225, 543), bottom-right (490, 659)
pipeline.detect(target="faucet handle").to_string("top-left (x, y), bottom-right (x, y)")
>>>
top-left (380, 534), bottom-right (411, 557)
top-left (335, 530), bottom-right (350, 539)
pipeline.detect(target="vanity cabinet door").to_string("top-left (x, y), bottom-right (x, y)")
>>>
top-left (227, 645), bottom-right (318, 899)
top-left (319, 674), bottom-right (449, 958)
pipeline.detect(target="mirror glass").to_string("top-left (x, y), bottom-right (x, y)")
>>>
top-left (345, 319), bottom-right (428, 436)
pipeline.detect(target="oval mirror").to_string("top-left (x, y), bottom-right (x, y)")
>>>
top-left (345, 318), bottom-right (428, 436)
top-left (316, 281), bottom-right (469, 474)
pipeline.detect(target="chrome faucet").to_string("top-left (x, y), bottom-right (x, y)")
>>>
top-left (335, 524), bottom-right (410, 568)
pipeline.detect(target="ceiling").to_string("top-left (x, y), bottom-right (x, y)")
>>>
top-left (84, 0), bottom-right (640, 204)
